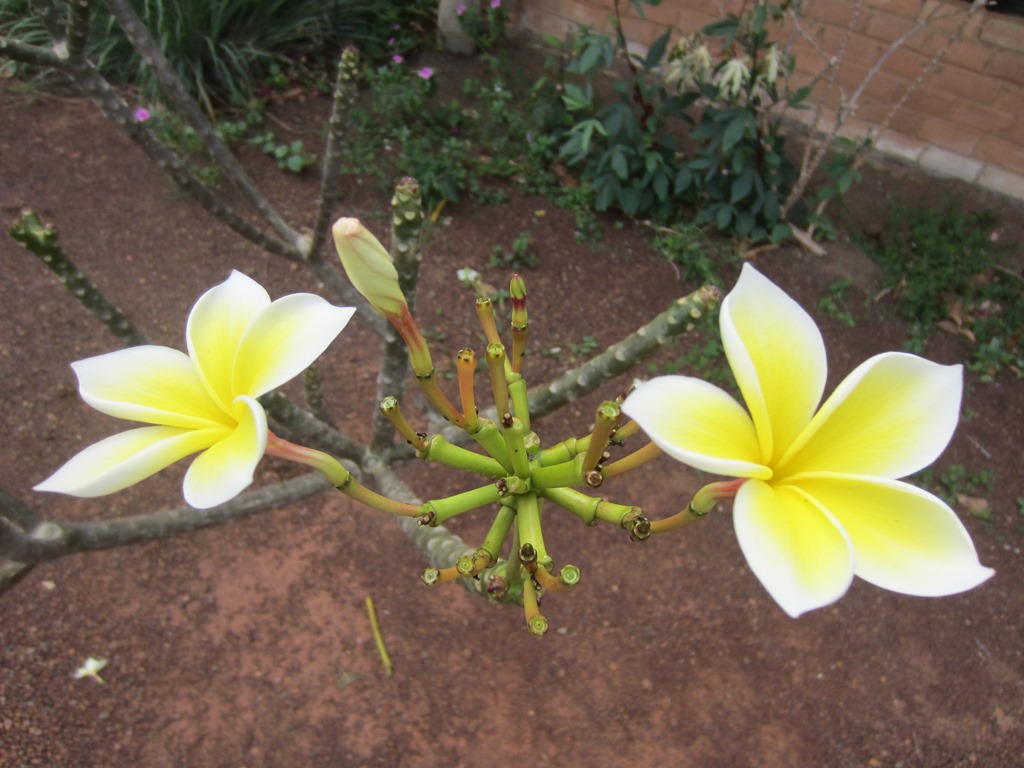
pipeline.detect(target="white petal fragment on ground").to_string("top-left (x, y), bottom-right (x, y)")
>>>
top-left (720, 264), bottom-right (827, 464)
top-left (182, 396), bottom-right (267, 509)
top-left (234, 295), bottom-right (355, 397)
top-left (733, 480), bottom-right (854, 618)
top-left (779, 353), bottom-right (963, 479)
top-left (73, 346), bottom-right (227, 429)
top-left (34, 425), bottom-right (226, 498)
top-left (623, 376), bottom-right (771, 479)
top-left (187, 271), bottom-right (270, 410)
top-left (798, 474), bottom-right (995, 596)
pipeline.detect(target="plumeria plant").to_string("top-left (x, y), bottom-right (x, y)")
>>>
top-left (0, 0), bottom-right (993, 636)
top-left (27, 211), bottom-right (993, 632)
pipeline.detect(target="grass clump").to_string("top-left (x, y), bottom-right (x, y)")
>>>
top-left (865, 199), bottom-right (1023, 380)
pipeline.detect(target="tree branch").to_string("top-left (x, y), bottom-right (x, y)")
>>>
top-left (308, 45), bottom-right (360, 261)
top-left (1, 473), bottom-right (331, 567)
top-left (9, 209), bottom-right (151, 346)
top-left (0, 35), bottom-right (65, 67)
top-left (104, 0), bottom-right (305, 252)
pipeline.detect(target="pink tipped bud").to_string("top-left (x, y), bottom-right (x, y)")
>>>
top-left (509, 274), bottom-right (527, 328)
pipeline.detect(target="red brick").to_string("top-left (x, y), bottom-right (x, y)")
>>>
top-left (618, 15), bottom-right (671, 49)
top-left (949, 99), bottom-right (1016, 134)
top-left (676, 8), bottom-right (718, 35)
top-left (987, 51), bottom-right (1024, 87)
top-left (979, 14), bottom-right (1024, 53)
top-left (936, 38), bottom-right (993, 71)
top-left (864, 9), bottom-right (920, 43)
top-left (863, 0), bottom-right (927, 21)
top-left (633, 0), bottom-right (681, 29)
top-left (804, 0), bottom-right (869, 31)
top-left (931, 61), bottom-right (1005, 102)
top-left (885, 104), bottom-right (926, 137)
top-left (1006, 116), bottom-right (1024, 147)
top-left (915, 114), bottom-right (980, 155)
top-left (904, 86), bottom-right (957, 120)
top-left (973, 135), bottom-right (1024, 175)
top-left (882, 46), bottom-right (937, 82)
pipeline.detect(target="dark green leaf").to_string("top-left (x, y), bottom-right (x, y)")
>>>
top-left (730, 168), bottom-right (754, 203)
top-left (645, 29), bottom-right (672, 69)
top-left (716, 204), bottom-right (733, 230)
top-left (722, 113), bottom-right (748, 153)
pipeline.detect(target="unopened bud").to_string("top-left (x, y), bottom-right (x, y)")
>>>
top-left (332, 217), bottom-right (408, 318)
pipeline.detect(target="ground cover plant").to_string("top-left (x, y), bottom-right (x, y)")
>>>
top-left (1, 1), bottom-right (1022, 765)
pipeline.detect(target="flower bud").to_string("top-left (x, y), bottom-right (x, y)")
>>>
top-left (332, 217), bottom-right (408, 318)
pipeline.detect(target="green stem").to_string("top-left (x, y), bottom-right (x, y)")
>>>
top-left (499, 416), bottom-right (532, 478)
top-left (480, 503), bottom-right (517, 561)
top-left (422, 483), bottom-right (504, 526)
top-left (538, 486), bottom-right (601, 526)
top-left (515, 493), bottom-right (549, 566)
top-left (535, 437), bottom-right (582, 467)
top-left (419, 434), bottom-right (507, 477)
top-left (509, 378), bottom-right (531, 433)
top-left (581, 400), bottom-right (620, 474)
top-left (365, 596), bottom-right (393, 676)
top-left (265, 434), bottom-right (419, 517)
top-left (530, 455), bottom-right (584, 489)
top-left (468, 419), bottom-right (513, 472)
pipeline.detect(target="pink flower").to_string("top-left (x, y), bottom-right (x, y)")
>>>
top-left (392, 54), bottom-right (404, 64)
top-left (417, 67), bottom-right (434, 80)
top-left (456, 4), bottom-right (466, 15)
top-left (133, 108), bottom-right (151, 122)
top-left (490, 0), bottom-right (500, 7)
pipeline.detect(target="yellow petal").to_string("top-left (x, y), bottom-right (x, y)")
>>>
top-left (795, 474), bottom-right (994, 597)
top-left (332, 218), bottom-right (408, 317)
top-left (777, 353), bottom-right (962, 479)
top-left (733, 480), bottom-right (853, 618)
top-left (622, 376), bottom-right (771, 479)
top-left (182, 396), bottom-right (267, 508)
top-left (33, 425), bottom-right (226, 498)
top-left (233, 294), bottom-right (355, 397)
top-left (187, 271), bottom-right (270, 411)
top-left (720, 264), bottom-right (826, 465)
top-left (73, 347), bottom-right (229, 429)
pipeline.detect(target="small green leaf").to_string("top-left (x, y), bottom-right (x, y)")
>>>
top-left (722, 114), bottom-right (748, 153)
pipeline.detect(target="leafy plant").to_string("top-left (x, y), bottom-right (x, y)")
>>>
top-left (653, 221), bottom-right (735, 287)
top-left (0, 0), bottom-right (410, 112)
top-left (250, 132), bottom-right (317, 173)
top-left (818, 279), bottom-right (856, 328)
top-left (456, 0), bottom-right (509, 51)
top-left (490, 231), bottom-right (537, 270)
top-left (671, 5), bottom-right (799, 242)
top-left (554, 21), bottom-right (692, 220)
top-left (865, 199), bottom-right (1023, 379)
top-left (913, 464), bottom-right (995, 520)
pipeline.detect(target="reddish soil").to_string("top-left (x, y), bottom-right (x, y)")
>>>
top-left (1, 57), bottom-right (1023, 767)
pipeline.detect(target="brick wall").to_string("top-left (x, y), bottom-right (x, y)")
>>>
top-left (513, 0), bottom-right (1024, 201)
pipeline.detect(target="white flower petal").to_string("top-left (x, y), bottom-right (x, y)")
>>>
top-left (623, 376), bottom-right (771, 479)
top-left (796, 473), bottom-right (994, 597)
top-left (34, 425), bottom-right (226, 498)
top-left (720, 264), bottom-right (827, 464)
top-left (733, 479), bottom-right (853, 617)
top-left (73, 347), bottom-right (228, 429)
top-left (233, 294), bottom-right (355, 397)
top-left (187, 271), bottom-right (270, 410)
top-left (778, 353), bottom-right (963, 479)
top-left (182, 396), bottom-right (267, 508)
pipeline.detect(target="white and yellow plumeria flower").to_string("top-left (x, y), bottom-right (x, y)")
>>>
top-left (35, 271), bottom-right (354, 509)
top-left (623, 264), bottom-right (994, 618)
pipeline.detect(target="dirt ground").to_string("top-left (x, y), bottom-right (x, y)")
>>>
top-left (1, 51), bottom-right (1023, 767)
